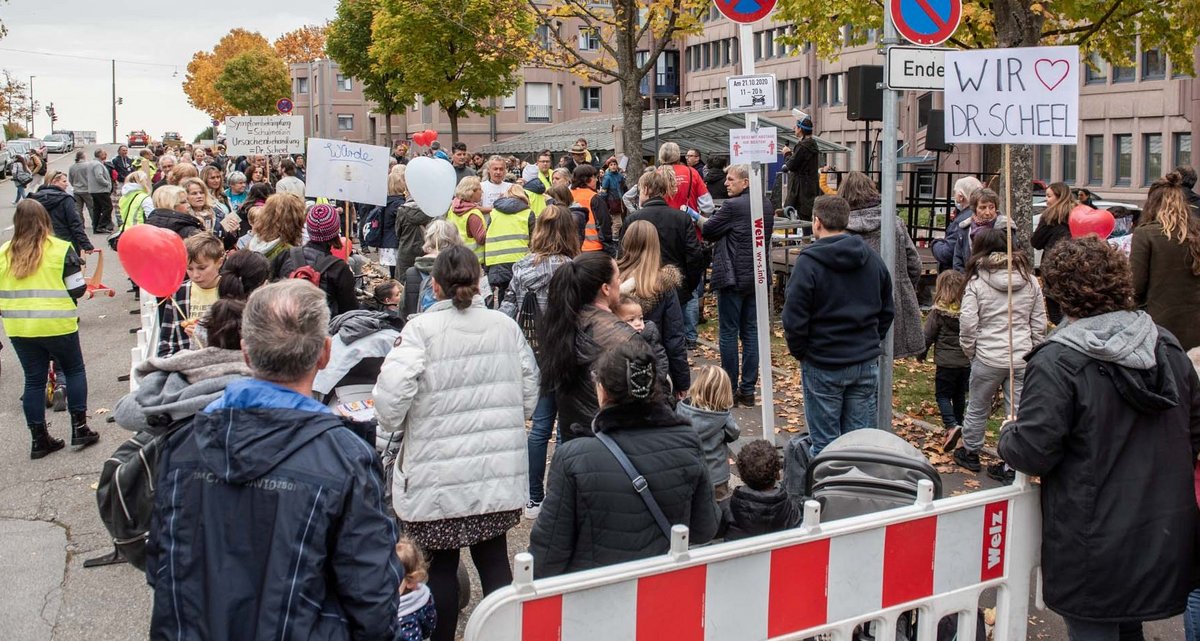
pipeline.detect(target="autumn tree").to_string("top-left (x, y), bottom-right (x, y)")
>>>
top-left (0, 70), bottom-right (31, 126)
top-left (274, 25), bottom-right (327, 64)
top-left (214, 49), bottom-right (292, 116)
top-left (327, 0), bottom-right (411, 146)
top-left (523, 0), bottom-right (707, 176)
top-left (371, 0), bottom-right (535, 144)
top-left (775, 0), bottom-right (1200, 240)
top-left (183, 29), bottom-right (277, 120)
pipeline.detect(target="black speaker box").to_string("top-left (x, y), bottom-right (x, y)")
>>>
top-left (847, 65), bottom-right (883, 122)
top-left (926, 109), bottom-right (952, 152)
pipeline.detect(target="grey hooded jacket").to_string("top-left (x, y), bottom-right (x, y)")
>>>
top-left (114, 347), bottom-right (251, 431)
top-left (846, 204), bottom-right (925, 358)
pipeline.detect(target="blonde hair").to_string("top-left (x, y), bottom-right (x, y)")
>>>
top-left (125, 170), bottom-right (152, 194)
top-left (180, 177), bottom-right (213, 212)
top-left (455, 176), bottom-right (482, 201)
top-left (257, 193), bottom-right (306, 246)
top-left (6, 200), bottom-right (53, 280)
top-left (616, 220), bottom-right (664, 300)
top-left (388, 165), bottom-right (408, 196)
top-left (422, 219), bottom-right (463, 253)
top-left (690, 365), bottom-right (733, 412)
top-left (168, 162), bottom-right (199, 185)
top-left (153, 185), bottom-right (188, 210)
top-left (395, 538), bottom-right (428, 585)
top-left (640, 167), bottom-right (677, 199)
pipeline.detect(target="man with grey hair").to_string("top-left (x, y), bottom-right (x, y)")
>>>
top-left (88, 148), bottom-right (115, 233)
top-left (151, 153), bottom-right (177, 193)
top-left (146, 280), bottom-right (400, 641)
top-left (67, 150), bottom-right (94, 224)
top-left (481, 154), bottom-right (514, 210)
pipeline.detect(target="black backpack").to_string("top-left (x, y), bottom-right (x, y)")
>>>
top-left (516, 289), bottom-right (541, 357)
top-left (94, 418), bottom-right (190, 570)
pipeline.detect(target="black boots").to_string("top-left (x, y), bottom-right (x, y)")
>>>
top-left (70, 410), bottom-right (100, 449)
top-left (28, 422), bottom-right (65, 460)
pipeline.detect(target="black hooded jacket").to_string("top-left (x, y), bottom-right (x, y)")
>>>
top-left (31, 185), bottom-right (93, 252)
top-left (725, 486), bottom-right (803, 541)
top-left (145, 208), bottom-right (204, 239)
top-left (782, 233), bottom-right (894, 367)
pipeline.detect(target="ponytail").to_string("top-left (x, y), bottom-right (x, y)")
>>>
top-left (432, 245), bottom-right (481, 310)
top-left (218, 250), bottom-right (271, 300)
top-left (538, 252), bottom-right (617, 387)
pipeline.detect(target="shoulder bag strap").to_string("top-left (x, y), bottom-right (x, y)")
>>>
top-left (594, 430), bottom-right (673, 540)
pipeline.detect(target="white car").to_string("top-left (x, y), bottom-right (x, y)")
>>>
top-left (42, 134), bottom-right (70, 153)
top-left (1031, 199), bottom-right (1142, 266)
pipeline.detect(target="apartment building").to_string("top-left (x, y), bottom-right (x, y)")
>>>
top-left (289, 59), bottom-right (405, 147)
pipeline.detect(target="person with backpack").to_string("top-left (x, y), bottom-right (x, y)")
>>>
top-left (11, 154), bottom-right (33, 203)
top-left (403, 220), bottom-right (463, 319)
top-left (529, 339), bottom-right (719, 576)
top-left (499, 205), bottom-right (580, 518)
top-left (272, 203), bottom-right (358, 317)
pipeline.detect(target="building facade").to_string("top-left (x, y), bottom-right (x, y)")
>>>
top-left (288, 59), bottom-right (406, 147)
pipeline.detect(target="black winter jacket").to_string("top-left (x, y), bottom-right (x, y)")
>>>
top-left (145, 208), bottom-right (204, 240)
top-left (702, 190), bottom-right (774, 292)
top-left (393, 202), bottom-right (435, 274)
top-left (374, 194), bottom-right (404, 250)
top-left (272, 242), bottom-right (359, 317)
top-left (922, 305), bottom-right (969, 369)
top-left (529, 401), bottom-right (720, 577)
top-left (31, 185), bottom-right (93, 252)
top-left (1030, 220), bottom-right (1071, 254)
top-left (704, 166), bottom-right (730, 200)
top-left (784, 137), bottom-right (820, 218)
top-left (783, 234), bottom-right (894, 367)
top-left (625, 267), bottom-right (691, 393)
top-left (725, 486), bottom-right (803, 541)
top-left (623, 198), bottom-right (706, 304)
top-left (998, 330), bottom-right (1200, 623)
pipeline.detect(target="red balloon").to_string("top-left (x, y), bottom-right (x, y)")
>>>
top-left (412, 132), bottom-right (427, 147)
top-left (1068, 204), bottom-right (1115, 239)
top-left (117, 225), bottom-right (188, 298)
top-left (425, 129), bottom-right (438, 142)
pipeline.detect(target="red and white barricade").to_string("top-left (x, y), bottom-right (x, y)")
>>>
top-left (466, 478), bottom-right (1041, 641)
top-left (130, 289), bottom-right (159, 392)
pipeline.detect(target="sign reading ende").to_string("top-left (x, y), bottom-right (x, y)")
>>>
top-left (945, 45), bottom-right (1079, 144)
top-left (224, 116), bottom-right (305, 155)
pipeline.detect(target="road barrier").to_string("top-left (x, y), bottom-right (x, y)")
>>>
top-left (465, 478), bottom-right (1041, 641)
top-left (129, 289), bottom-right (158, 392)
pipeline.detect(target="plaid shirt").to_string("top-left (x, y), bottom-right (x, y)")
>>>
top-left (156, 281), bottom-right (192, 358)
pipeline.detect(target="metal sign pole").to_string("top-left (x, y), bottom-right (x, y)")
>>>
top-left (738, 24), bottom-right (776, 442)
top-left (878, 6), bottom-right (899, 430)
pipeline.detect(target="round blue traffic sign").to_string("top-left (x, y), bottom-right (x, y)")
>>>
top-left (714, 0), bottom-right (777, 24)
top-left (277, 98), bottom-right (294, 114)
top-left (889, 0), bottom-right (961, 46)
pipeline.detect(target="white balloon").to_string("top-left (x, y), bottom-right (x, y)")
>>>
top-left (405, 156), bottom-right (457, 218)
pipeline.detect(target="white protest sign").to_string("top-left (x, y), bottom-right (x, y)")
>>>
top-left (945, 45), bottom-right (1079, 144)
top-left (729, 127), bottom-right (779, 164)
top-left (304, 138), bottom-right (390, 207)
top-left (224, 116), bottom-right (305, 155)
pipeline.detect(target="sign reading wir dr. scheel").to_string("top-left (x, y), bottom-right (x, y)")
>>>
top-left (945, 45), bottom-right (1079, 144)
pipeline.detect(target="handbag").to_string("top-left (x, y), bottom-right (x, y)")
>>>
top-left (594, 430), bottom-right (673, 540)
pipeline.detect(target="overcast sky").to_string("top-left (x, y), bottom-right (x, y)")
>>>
top-left (0, 0), bottom-right (334, 143)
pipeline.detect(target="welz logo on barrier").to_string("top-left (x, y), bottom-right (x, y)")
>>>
top-left (753, 217), bottom-right (768, 285)
top-left (980, 501), bottom-right (1008, 581)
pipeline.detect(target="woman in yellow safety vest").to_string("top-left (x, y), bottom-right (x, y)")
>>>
top-left (447, 176), bottom-right (488, 263)
top-left (569, 164), bottom-right (614, 256)
top-left (0, 200), bottom-right (99, 460)
top-left (485, 184), bottom-right (538, 307)
top-left (118, 170), bottom-right (154, 232)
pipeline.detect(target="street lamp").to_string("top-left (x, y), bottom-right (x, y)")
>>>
top-left (29, 75), bottom-right (35, 137)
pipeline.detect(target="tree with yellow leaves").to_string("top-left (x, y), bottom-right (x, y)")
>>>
top-left (274, 25), bottom-right (326, 64)
top-left (183, 29), bottom-right (279, 120)
top-left (327, 0), bottom-right (412, 146)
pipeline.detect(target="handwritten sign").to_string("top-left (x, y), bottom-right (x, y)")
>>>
top-left (945, 45), bottom-right (1079, 144)
top-left (729, 127), bottom-right (779, 164)
top-left (224, 116), bottom-right (305, 155)
top-left (304, 138), bottom-right (390, 206)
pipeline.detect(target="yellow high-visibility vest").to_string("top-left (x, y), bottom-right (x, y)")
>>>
top-left (484, 208), bottom-right (531, 266)
top-left (447, 207), bottom-right (486, 263)
top-left (0, 236), bottom-right (78, 337)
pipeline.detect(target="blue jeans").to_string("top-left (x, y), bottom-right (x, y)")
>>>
top-left (10, 333), bottom-right (88, 425)
top-left (14, 184), bottom-right (26, 203)
top-left (716, 288), bottom-right (758, 395)
top-left (684, 274), bottom-right (705, 344)
top-left (527, 393), bottom-right (558, 503)
top-left (1186, 589), bottom-right (1200, 641)
top-left (802, 359), bottom-right (879, 457)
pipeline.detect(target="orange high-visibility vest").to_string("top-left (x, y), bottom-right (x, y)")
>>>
top-left (571, 187), bottom-right (603, 252)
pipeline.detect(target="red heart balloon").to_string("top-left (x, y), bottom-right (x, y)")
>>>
top-left (117, 225), bottom-right (188, 297)
top-left (425, 129), bottom-right (437, 142)
top-left (1068, 204), bottom-right (1115, 240)
top-left (412, 132), bottom-right (427, 147)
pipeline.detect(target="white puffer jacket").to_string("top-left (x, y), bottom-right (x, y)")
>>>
top-left (374, 296), bottom-right (539, 523)
top-left (960, 253), bottom-right (1047, 369)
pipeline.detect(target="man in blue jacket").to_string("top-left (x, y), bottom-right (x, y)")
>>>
top-left (782, 195), bottom-right (894, 456)
top-left (146, 280), bottom-right (400, 641)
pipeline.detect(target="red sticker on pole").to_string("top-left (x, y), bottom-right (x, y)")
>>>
top-left (889, 0), bottom-right (961, 46)
top-left (714, 0), bottom-right (777, 24)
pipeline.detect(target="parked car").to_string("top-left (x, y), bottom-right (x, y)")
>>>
top-left (52, 130), bottom-right (75, 151)
top-left (18, 137), bottom-right (47, 157)
top-left (42, 133), bottom-right (70, 153)
top-left (163, 131), bottom-right (182, 147)
top-left (1031, 198), bottom-right (1142, 266)
top-left (128, 130), bottom-right (149, 147)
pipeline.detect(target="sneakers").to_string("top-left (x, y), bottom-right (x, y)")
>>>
top-left (942, 425), bottom-right (962, 452)
top-left (987, 462), bottom-right (1016, 485)
top-left (952, 447), bottom-right (981, 473)
top-left (523, 499), bottom-right (542, 520)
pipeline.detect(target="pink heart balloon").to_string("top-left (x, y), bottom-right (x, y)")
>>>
top-left (117, 225), bottom-right (188, 297)
top-left (1068, 205), bottom-right (1115, 240)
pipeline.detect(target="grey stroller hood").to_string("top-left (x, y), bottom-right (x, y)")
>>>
top-left (807, 429), bottom-right (942, 522)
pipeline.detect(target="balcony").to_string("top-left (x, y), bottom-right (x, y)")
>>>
top-left (639, 70), bottom-right (680, 97)
top-left (526, 104), bottom-right (552, 123)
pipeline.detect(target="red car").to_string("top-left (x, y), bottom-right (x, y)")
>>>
top-left (128, 130), bottom-right (149, 147)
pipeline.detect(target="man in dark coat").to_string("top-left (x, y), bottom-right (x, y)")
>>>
top-left (783, 110), bottom-right (820, 219)
top-left (700, 164), bottom-right (773, 406)
top-left (32, 171), bottom-right (93, 254)
top-left (999, 237), bottom-right (1200, 640)
top-left (146, 281), bottom-right (400, 641)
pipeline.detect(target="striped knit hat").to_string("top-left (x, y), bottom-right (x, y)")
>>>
top-left (306, 204), bottom-right (340, 242)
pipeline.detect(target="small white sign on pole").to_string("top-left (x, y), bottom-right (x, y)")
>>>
top-left (304, 138), bottom-right (390, 207)
top-left (727, 74), bottom-right (778, 114)
top-left (945, 45), bottom-right (1080, 144)
top-left (885, 46), bottom-right (951, 91)
top-left (224, 116), bottom-right (305, 155)
top-left (729, 127), bottom-right (779, 165)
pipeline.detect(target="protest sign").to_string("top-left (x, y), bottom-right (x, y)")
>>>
top-left (224, 116), bottom-right (305, 155)
top-left (304, 138), bottom-right (390, 207)
top-left (729, 127), bottom-right (779, 164)
top-left (945, 45), bottom-right (1079, 144)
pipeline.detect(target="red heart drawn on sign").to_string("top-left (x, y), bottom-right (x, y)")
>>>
top-left (1034, 59), bottom-right (1070, 91)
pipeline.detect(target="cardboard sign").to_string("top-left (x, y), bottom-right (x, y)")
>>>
top-left (304, 138), bottom-right (390, 207)
top-left (730, 127), bottom-right (779, 164)
top-left (224, 116), bottom-right (305, 155)
top-left (945, 46), bottom-right (1079, 144)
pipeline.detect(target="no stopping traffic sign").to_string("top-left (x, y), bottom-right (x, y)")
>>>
top-left (889, 0), bottom-right (961, 46)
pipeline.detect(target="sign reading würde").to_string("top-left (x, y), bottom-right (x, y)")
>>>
top-left (944, 45), bottom-right (1079, 144)
top-left (304, 138), bottom-right (390, 207)
top-left (224, 116), bottom-right (305, 155)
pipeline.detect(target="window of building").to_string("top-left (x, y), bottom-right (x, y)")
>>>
top-left (732, 38), bottom-right (739, 64)
top-left (502, 91), bottom-right (517, 110)
top-left (535, 24), bottom-right (551, 50)
top-left (336, 74), bottom-right (352, 91)
top-left (1087, 135), bottom-right (1104, 185)
top-left (556, 84), bottom-right (563, 111)
top-left (1112, 49), bottom-right (1136, 83)
top-left (1035, 145), bottom-right (1052, 181)
top-left (581, 87), bottom-right (601, 111)
top-left (791, 79), bottom-right (800, 108)
top-left (754, 32), bottom-right (762, 60)
top-left (778, 80), bottom-right (788, 108)
top-left (1114, 134), bottom-right (1132, 185)
top-left (578, 27), bottom-right (600, 51)
top-left (819, 75), bottom-right (828, 105)
top-left (917, 93), bottom-right (932, 129)
top-left (702, 43), bottom-right (711, 68)
top-left (764, 30), bottom-right (775, 58)
top-left (1085, 53), bottom-right (1107, 85)
top-left (1062, 144), bottom-right (1077, 184)
top-left (1176, 132), bottom-right (1192, 167)
top-left (337, 114), bottom-right (353, 131)
top-left (1143, 133), bottom-right (1163, 185)
top-left (831, 73), bottom-right (844, 105)
top-left (801, 77), bottom-right (811, 106)
top-left (296, 77), bottom-right (309, 94)
top-left (1141, 48), bottom-right (1166, 80)
top-left (525, 83), bottom-right (551, 123)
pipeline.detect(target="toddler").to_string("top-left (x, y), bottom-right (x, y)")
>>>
top-left (922, 270), bottom-right (970, 451)
top-left (675, 365), bottom-right (740, 506)
top-left (615, 294), bottom-right (671, 393)
top-left (727, 439), bottom-right (801, 541)
top-left (395, 538), bottom-right (437, 641)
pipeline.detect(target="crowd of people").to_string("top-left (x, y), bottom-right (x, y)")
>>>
top-left (2, 119), bottom-right (1200, 641)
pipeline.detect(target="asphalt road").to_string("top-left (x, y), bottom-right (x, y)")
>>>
top-left (0, 147), bottom-right (1184, 640)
